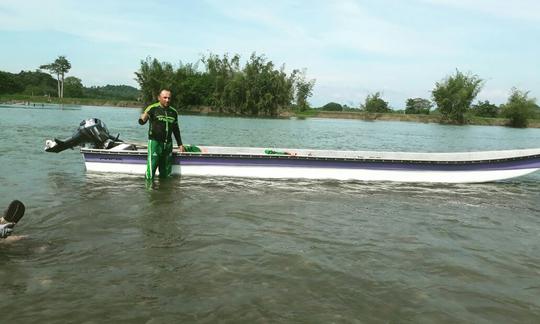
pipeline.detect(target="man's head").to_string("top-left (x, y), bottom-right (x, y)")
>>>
top-left (158, 89), bottom-right (172, 107)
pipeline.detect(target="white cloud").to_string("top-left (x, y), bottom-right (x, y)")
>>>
top-left (0, 0), bottom-right (150, 43)
top-left (0, 0), bottom-right (537, 106)
top-left (420, 0), bottom-right (540, 22)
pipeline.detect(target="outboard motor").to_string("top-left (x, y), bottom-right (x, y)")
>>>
top-left (45, 118), bottom-right (122, 153)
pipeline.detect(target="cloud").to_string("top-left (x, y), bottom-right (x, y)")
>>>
top-left (420, 0), bottom-right (540, 22)
top-left (0, 0), bottom-right (150, 43)
top-left (1, 0), bottom-right (537, 106)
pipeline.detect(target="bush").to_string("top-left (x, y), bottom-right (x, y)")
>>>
top-left (471, 100), bottom-right (499, 118)
top-left (405, 98), bottom-right (432, 114)
top-left (501, 88), bottom-right (536, 128)
top-left (361, 92), bottom-right (390, 113)
top-left (432, 70), bottom-right (483, 124)
top-left (320, 102), bottom-right (343, 111)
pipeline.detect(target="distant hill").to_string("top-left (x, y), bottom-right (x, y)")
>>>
top-left (0, 69), bottom-right (140, 101)
top-left (0, 70), bottom-right (56, 95)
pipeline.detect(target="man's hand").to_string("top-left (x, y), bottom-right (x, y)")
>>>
top-left (179, 145), bottom-right (185, 152)
top-left (138, 112), bottom-right (149, 125)
top-left (0, 223), bottom-right (14, 239)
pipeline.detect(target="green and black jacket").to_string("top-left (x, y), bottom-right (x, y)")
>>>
top-left (144, 103), bottom-right (182, 145)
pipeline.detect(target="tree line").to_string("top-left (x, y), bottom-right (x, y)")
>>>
top-left (0, 69), bottom-right (140, 101)
top-left (320, 70), bottom-right (539, 128)
top-left (135, 53), bottom-right (315, 117)
top-left (2, 55), bottom-right (537, 127)
top-left (0, 56), bottom-right (140, 101)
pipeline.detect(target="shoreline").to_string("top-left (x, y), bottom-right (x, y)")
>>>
top-left (2, 97), bottom-right (539, 128)
top-left (0, 96), bottom-right (143, 109)
top-left (181, 108), bottom-right (540, 128)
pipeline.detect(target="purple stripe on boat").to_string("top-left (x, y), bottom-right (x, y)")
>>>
top-left (83, 152), bottom-right (540, 171)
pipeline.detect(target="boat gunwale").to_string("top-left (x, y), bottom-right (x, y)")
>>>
top-left (80, 147), bottom-right (540, 166)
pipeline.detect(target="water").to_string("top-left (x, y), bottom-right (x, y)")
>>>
top-left (1, 105), bottom-right (539, 323)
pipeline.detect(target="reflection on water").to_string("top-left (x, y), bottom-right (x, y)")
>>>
top-left (0, 106), bottom-right (539, 322)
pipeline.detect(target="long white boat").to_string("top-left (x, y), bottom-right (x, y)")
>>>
top-left (45, 118), bottom-right (540, 183)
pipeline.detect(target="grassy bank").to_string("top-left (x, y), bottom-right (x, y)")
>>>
top-left (298, 110), bottom-right (540, 128)
top-left (2, 96), bottom-right (539, 128)
top-left (0, 94), bottom-right (142, 108)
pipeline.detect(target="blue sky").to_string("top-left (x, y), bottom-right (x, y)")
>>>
top-left (1, 0), bottom-right (539, 108)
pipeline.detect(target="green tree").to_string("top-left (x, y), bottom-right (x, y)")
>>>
top-left (321, 102), bottom-right (343, 111)
top-left (135, 57), bottom-right (176, 105)
top-left (0, 70), bottom-right (56, 96)
top-left (291, 68), bottom-right (315, 111)
top-left (0, 71), bottom-right (23, 94)
top-left (202, 53), bottom-right (240, 111)
top-left (432, 70), bottom-right (483, 124)
top-left (534, 105), bottom-right (540, 119)
top-left (39, 63), bottom-right (60, 97)
top-left (135, 53), bottom-right (313, 116)
top-left (174, 62), bottom-right (210, 107)
top-left (63, 76), bottom-right (84, 98)
top-left (361, 92), bottom-right (390, 113)
top-left (501, 88), bottom-right (536, 128)
top-left (405, 98), bottom-right (432, 114)
top-left (40, 56), bottom-right (71, 98)
top-left (471, 100), bottom-right (499, 118)
top-left (202, 52), bottom-right (300, 116)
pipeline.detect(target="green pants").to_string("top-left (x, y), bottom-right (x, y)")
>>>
top-left (146, 140), bottom-right (173, 179)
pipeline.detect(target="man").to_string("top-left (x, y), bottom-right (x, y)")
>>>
top-left (139, 89), bottom-right (184, 179)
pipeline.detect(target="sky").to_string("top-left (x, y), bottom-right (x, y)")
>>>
top-left (1, 0), bottom-right (539, 108)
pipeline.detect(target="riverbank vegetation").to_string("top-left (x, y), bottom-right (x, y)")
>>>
top-left (135, 53), bottom-right (315, 117)
top-left (296, 110), bottom-right (540, 128)
top-left (0, 93), bottom-right (140, 108)
top-left (315, 70), bottom-right (539, 128)
top-left (1, 55), bottom-right (539, 127)
top-left (0, 56), bottom-right (141, 106)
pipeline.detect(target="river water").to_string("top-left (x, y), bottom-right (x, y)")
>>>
top-left (0, 104), bottom-right (539, 323)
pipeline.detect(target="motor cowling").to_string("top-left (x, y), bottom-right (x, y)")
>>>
top-left (45, 118), bottom-right (122, 153)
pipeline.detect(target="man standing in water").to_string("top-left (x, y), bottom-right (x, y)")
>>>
top-left (139, 89), bottom-right (184, 179)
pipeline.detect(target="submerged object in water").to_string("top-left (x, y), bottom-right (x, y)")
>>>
top-left (2, 200), bottom-right (25, 224)
top-left (0, 200), bottom-right (25, 238)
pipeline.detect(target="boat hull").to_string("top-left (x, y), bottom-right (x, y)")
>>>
top-left (81, 146), bottom-right (540, 183)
